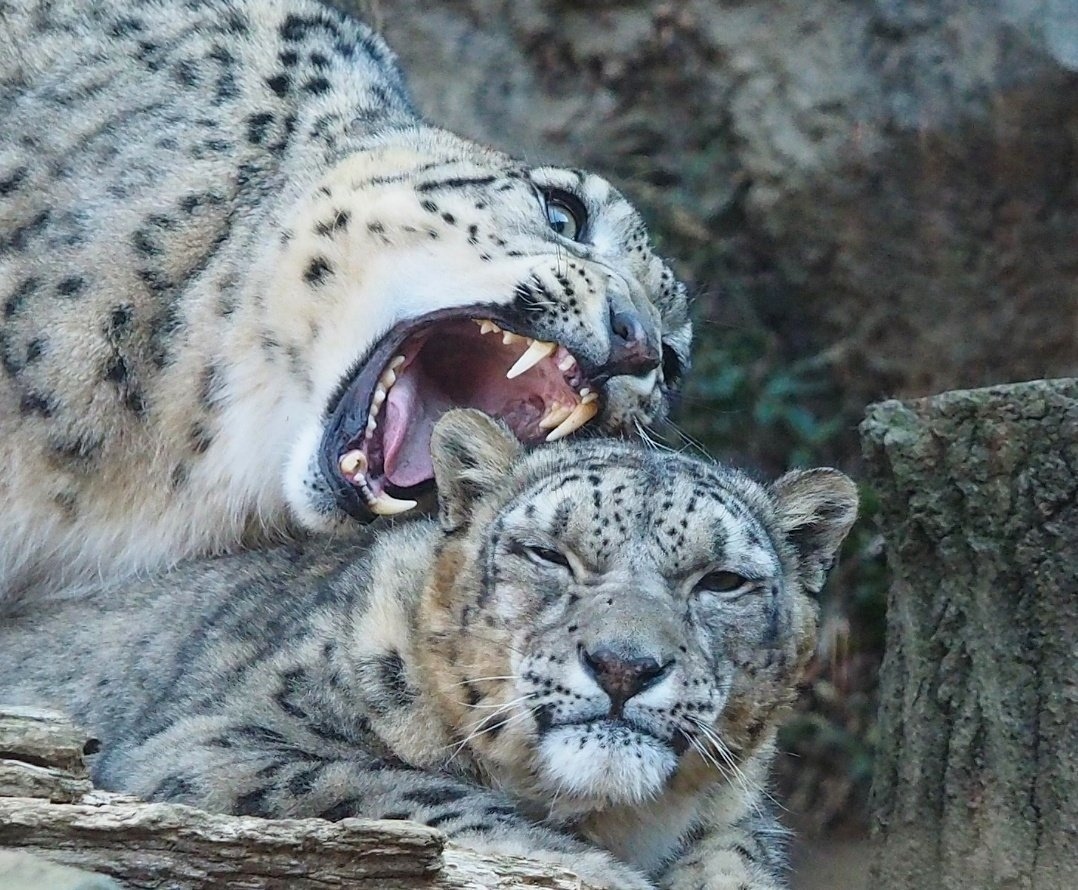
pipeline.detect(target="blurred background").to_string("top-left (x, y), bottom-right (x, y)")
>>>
top-left (341, 1), bottom-right (1077, 884)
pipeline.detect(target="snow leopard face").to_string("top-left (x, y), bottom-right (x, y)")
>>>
top-left (273, 130), bottom-right (692, 525)
top-left (417, 411), bottom-right (858, 814)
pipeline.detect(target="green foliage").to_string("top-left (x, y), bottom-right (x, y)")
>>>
top-left (672, 324), bottom-right (847, 472)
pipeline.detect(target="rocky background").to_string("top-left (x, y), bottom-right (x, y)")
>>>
top-left (340, 0), bottom-right (1077, 848)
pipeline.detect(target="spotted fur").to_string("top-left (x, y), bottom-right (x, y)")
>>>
top-left (0, 410), bottom-right (857, 889)
top-left (0, 0), bottom-right (691, 604)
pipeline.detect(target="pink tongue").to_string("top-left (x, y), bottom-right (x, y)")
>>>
top-left (382, 373), bottom-right (444, 488)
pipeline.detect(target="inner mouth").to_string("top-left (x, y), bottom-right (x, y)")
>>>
top-left (327, 312), bottom-right (598, 517)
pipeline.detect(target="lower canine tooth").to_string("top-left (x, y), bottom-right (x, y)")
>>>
top-left (369, 492), bottom-right (418, 516)
top-left (339, 449), bottom-right (367, 477)
top-left (506, 339), bottom-right (557, 379)
top-left (539, 403), bottom-right (572, 430)
top-left (546, 399), bottom-right (599, 442)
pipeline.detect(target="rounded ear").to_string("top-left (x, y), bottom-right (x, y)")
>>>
top-left (769, 468), bottom-right (859, 595)
top-left (430, 409), bottom-right (521, 532)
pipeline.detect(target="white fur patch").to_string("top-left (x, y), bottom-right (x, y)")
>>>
top-left (536, 723), bottom-right (677, 806)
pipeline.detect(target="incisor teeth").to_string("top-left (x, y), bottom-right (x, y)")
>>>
top-left (372, 386), bottom-right (387, 408)
top-left (479, 320), bottom-right (501, 335)
top-left (369, 491), bottom-right (418, 516)
top-left (502, 331), bottom-right (521, 346)
top-left (339, 449), bottom-right (367, 477)
top-left (390, 355), bottom-right (406, 370)
top-left (539, 403), bottom-right (573, 430)
top-left (506, 339), bottom-right (557, 379)
top-left (558, 354), bottom-right (577, 372)
top-left (546, 399), bottom-right (600, 442)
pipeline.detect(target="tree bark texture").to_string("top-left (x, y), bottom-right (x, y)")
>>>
top-left (0, 707), bottom-right (600, 890)
top-left (860, 379), bottom-right (1077, 890)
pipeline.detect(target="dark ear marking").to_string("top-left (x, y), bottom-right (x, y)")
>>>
top-left (429, 410), bottom-right (520, 533)
top-left (769, 469), bottom-right (859, 595)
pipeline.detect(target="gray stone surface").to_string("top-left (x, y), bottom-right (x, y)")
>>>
top-left (342, 0), bottom-right (1077, 408)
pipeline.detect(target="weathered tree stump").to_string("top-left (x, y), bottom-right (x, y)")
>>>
top-left (0, 706), bottom-right (601, 889)
top-left (861, 379), bottom-right (1077, 890)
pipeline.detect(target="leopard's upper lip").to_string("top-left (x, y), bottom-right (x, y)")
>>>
top-left (318, 304), bottom-right (603, 522)
top-left (547, 714), bottom-right (673, 747)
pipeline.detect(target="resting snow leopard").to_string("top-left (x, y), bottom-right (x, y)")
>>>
top-left (0, 410), bottom-right (858, 889)
top-left (0, 0), bottom-right (691, 603)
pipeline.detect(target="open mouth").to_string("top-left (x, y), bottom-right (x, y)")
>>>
top-left (321, 309), bottom-right (599, 518)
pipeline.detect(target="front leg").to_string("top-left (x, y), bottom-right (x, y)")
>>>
top-left (101, 718), bottom-right (655, 890)
top-left (659, 804), bottom-right (789, 890)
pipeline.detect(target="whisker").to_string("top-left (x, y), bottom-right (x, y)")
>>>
top-left (445, 675), bottom-right (521, 688)
top-left (457, 693), bottom-right (536, 710)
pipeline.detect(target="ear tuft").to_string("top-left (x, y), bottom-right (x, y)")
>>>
top-left (769, 468), bottom-right (859, 595)
top-left (430, 410), bottom-right (521, 532)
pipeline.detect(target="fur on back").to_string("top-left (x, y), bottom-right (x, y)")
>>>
top-left (0, 411), bottom-right (857, 889)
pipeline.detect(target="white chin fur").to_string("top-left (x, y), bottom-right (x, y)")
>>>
top-left (283, 421), bottom-right (350, 532)
top-left (536, 724), bottom-right (676, 807)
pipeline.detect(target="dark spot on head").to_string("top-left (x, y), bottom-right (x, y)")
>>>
top-left (25, 337), bottom-right (45, 363)
top-left (190, 423), bottom-right (213, 454)
top-left (0, 166), bottom-right (28, 197)
top-left (56, 276), bottom-right (85, 297)
top-left (246, 111), bottom-right (274, 145)
top-left (304, 255), bottom-right (333, 286)
top-left (19, 392), bottom-right (55, 418)
top-left (265, 73), bottom-right (290, 97)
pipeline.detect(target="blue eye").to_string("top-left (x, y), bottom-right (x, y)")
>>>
top-left (543, 190), bottom-right (586, 241)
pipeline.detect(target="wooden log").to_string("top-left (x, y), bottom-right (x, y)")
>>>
top-left (860, 379), bottom-right (1078, 890)
top-left (0, 706), bottom-right (600, 889)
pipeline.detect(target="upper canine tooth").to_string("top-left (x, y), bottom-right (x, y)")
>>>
top-left (369, 491), bottom-right (418, 516)
top-left (558, 354), bottom-right (576, 372)
top-left (480, 320), bottom-right (501, 335)
top-left (545, 399), bottom-right (600, 442)
top-left (539, 403), bottom-right (572, 430)
top-left (339, 449), bottom-right (367, 478)
top-left (506, 339), bottom-right (557, 379)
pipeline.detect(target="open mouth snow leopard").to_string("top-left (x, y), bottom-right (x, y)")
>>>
top-left (0, 0), bottom-right (691, 602)
top-left (0, 410), bottom-right (859, 889)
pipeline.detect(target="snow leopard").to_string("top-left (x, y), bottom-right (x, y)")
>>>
top-left (0, 410), bottom-right (859, 889)
top-left (0, 0), bottom-right (692, 604)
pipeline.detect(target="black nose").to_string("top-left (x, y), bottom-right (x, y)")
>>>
top-left (606, 308), bottom-right (660, 378)
top-left (581, 646), bottom-right (670, 717)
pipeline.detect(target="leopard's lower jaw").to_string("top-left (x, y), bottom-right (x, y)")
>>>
top-left (535, 726), bottom-right (678, 808)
